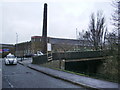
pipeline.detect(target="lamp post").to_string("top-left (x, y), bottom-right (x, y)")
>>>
top-left (16, 33), bottom-right (18, 57)
top-left (76, 28), bottom-right (78, 39)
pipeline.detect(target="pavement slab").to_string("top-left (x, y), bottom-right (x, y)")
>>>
top-left (18, 59), bottom-right (120, 89)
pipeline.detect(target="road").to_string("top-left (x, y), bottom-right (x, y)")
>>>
top-left (2, 59), bottom-right (83, 88)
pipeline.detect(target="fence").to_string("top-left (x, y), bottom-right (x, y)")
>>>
top-left (32, 55), bottom-right (47, 64)
top-left (52, 51), bottom-right (107, 60)
top-left (32, 51), bottom-right (109, 64)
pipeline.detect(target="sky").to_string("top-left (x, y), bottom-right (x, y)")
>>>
top-left (0, 0), bottom-right (114, 44)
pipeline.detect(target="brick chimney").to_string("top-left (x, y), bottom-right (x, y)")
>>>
top-left (42, 3), bottom-right (47, 54)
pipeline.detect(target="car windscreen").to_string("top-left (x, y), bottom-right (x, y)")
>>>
top-left (7, 55), bottom-right (15, 58)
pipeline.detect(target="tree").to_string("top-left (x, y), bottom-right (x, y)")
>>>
top-left (112, 0), bottom-right (120, 32)
top-left (86, 11), bottom-right (107, 50)
top-left (111, 0), bottom-right (120, 83)
top-left (105, 32), bottom-right (118, 50)
top-left (112, 0), bottom-right (120, 53)
top-left (98, 1), bottom-right (120, 82)
top-left (111, 0), bottom-right (120, 53)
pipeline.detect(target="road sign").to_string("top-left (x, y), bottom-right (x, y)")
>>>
top-left (0, 49), bottom-right (2, 53)
top-left (2, 49), bottom-right (9, 52)
top-left (47, 43), bottom-right (51, 51)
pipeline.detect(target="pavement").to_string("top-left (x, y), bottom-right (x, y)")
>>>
top-left (18, 58), bottom-right (120, 89)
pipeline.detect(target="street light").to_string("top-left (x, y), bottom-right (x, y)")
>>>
top-left (16, 33), bottom-right (18, 57)
top-left (76, 28), bottom-right (78, 39)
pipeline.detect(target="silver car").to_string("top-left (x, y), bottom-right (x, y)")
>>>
top-left (4, 53), bottom-right (17, 65)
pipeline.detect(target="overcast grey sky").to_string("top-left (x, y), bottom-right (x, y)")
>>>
top-left (1, 0), bottom-right (113, 44)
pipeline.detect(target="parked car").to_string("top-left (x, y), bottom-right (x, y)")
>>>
top-left (34, 51), bottom-right (43, 56)
top-left (4, 53), bottom-right (17, 65)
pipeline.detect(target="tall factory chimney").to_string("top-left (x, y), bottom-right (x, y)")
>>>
top-left (42, 3), bottom-right (47, 54)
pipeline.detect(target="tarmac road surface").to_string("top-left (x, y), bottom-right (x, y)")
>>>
top-left (2, 59), bottom-right (83, 88)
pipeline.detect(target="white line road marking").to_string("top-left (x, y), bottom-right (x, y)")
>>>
top-left (4, 76), bottom-right (14, 88)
